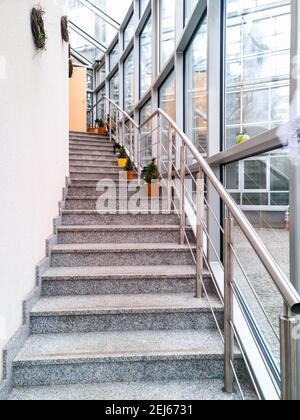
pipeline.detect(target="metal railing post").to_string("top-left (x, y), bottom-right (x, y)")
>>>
top-left (109, 110), bottom-right (112, 143)
top-left (137, 130), bottom-right (141, 186)
top-left (224, 208), bottom-right (234, 394)
top-left (129, 121), bottom-right (133, 161)
top-left (280, 304), bottom-right (297, 400)
top-left (196, 169), bottom-right (205, 299)
top-left (180, 144), bottom-right (185, 245)
top-left (157, 114), bottom-right (161, 172)
top-left (167, 123), bottom-right (173, 213)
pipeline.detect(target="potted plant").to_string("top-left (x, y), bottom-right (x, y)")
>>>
top-left (236, 131), bottom-right (250, 145)
top-left (143, 159), bottom-right (161, 197)
top-left (114, 142), bottom-right (121, 155)
top-left (117, 146), bottom-right (127, 168)
top-left (125, 158), bottom-right (135, 181)
top-left (97, 118), bottom-right (106, 135)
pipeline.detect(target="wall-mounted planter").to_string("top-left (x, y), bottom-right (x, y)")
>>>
top-left (31, 7), bottom-right (47, 50)
top-left (61, 16), bottom-right (69, 43)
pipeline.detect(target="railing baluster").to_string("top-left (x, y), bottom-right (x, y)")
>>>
top-left (167, 123), bottom-right (173, 213)
top-left (224, 208), bottom-right (234, 394)
top-left (157, 114), bottom-right (161, 172)
top-left (109, 109), bottom-right (112, 143)
top-left (196, 169), bottom-right (205, 299)
top-left (180, 144), bottom-right (185, 245)
top-left (129, 121), bottom-right (133, 161)
top-left (280, 303), bottom-right (297, 400)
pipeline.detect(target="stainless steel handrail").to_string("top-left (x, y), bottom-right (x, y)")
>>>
top-left (91, 96), bottom-right (300, 399)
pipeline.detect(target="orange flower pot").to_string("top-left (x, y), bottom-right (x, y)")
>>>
top-left (147, 183), bottom-right (160, 197)
top-left (118, 158), bottom-right (127, 168)
top-left (98, 127), bottom-right (106, 135)
top-left (87, 128), bottom-right (98, 134)
top-left (126, 171), bottom-right (134, 181)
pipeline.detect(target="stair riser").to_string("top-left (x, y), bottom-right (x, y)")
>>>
top-left (70, 174), bottom-right (123, 181)
top-left (69, 150), bottom-right (115, 157)
top-left (70, 157), bottom-right (117, 164)
top-left (69, 141), bottom-right (113, 147)
top-left (70, 164), bottom-right (119, 171)
top-left (50, 250), bottom-right (195, 267)
top-left (67, 187), bottom-right (143, 196)
top-left (70, 161), bottom-right (118, 168)
top-left (70, 147), bottom-right (114, 154)
top-left (41, 277), bottom-right (213, 297)
top-left (30, 310), bottom-right (223, 335)
top-left (57, 230), bottom-right (192, 245)
top-left (64, 199), bottom-right (171, 211)
top-left (61, 213), bottom-right (180, 226)
top-left (13, 357), bottom-right (227, 387)
top-left (70, 155), bottom-right (116, 162)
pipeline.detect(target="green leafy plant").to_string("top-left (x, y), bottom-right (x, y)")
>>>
top-left (114, 143), bottom-right (121, 154)
top-left (125, 158), bottom-right (134, 172)
top-left (118, 147), bottom-right (127, 159)
top-left (98, 118), bottom-right (105, 128)
top-left (31, 6), bottom-right (47, 50)
top-left (143, 159), bottom-right (160, 184)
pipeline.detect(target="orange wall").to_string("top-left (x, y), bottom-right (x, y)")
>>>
top-left (69, 67), bottom-right (87, 132)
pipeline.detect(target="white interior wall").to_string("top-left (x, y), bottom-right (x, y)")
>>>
top-left (0, 0), bottom-right (69, 380)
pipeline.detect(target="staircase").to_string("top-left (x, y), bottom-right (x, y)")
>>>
top-left (8, 132), bottom-right (248, 400)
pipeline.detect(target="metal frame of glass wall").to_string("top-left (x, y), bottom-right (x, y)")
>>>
top-left (92, 0), bottom-right (300, 399)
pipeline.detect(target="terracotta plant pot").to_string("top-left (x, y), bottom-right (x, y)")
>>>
top-left (147, 183), bottom-right (160, 197)
top-left (87, 128), bottom-right (98, 134)
top-left (118, 158), bottom-right (127, 168)
top-left (126, 171), bottom-right (134, 181)
top-left (98, 127), bottom-right (106, 135)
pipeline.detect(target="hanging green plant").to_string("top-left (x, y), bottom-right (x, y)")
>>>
top-left (31, 6), bottom-right (47, 50)
top-left (61, 16), bottom-right (69, 43)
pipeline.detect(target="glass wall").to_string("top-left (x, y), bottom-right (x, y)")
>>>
top-left (124, 14), bottom-right (134, 49)
top-left (159, 71), bottom-right (175, 167)
top-left (140, 17), bottom-right (152, 98)
top-left (224, 0), bottom-right (291, 148)
top-left (124, 50), bottom-right (135, 112)
top-left (109, 42), bottom-right (119, 71)
top-left (96, 87), bottom-right (106, 121)
top-left (140, 100), bottom-right (152, 166)
top-left (140, 0), bottom-right (148, 17)
top-left (96, 64), bottom-right (106, 86)
top-left (159, 0), bottom-right (176, 70)
top-left (185, 17), bottom-right (208, 156)
top-left (109, 71), bottom-right (120, 121)
top-left (185, 0), bottom-right (197, 24)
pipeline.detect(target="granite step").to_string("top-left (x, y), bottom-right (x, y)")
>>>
top-left (8, 379), bottom-right (245, 400)
top-left (69, 156), bottom-right (117, 165)
top-left (70, 170), bottom-right (125, 179)
top-left (69, 154), bottom-right (117, 162)
top-left (70, 133), bottom-right (109, 140)
top-left (69, 146), bottom-right (114, 154)
top-left (70, 163), bottom-right (119, 171)
top-left (61, 210), bottom-right (180, 226)
top-left (41, 266), bottom-right (212, 297)
top-left (29, 293), bottom-right (223, 334)
top-left (69, 140), bottom-right (113, 148)
top-left (57, 225), bottom-right (193, 244)
top-left (69, 150), bottom-right (115, 157)
top-left (50, 243), bottom-right (196, 267)
top-left (64, 196), bottom-right (170, 211)
top-left (12, 329), bottom-right (228, 386)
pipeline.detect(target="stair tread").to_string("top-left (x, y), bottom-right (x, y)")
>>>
top-left (62, 209), bottom-right (178, 215)
top-left (42, 265), bottom-right (199, 279)
top-left (57, 225), bottom-right (182, 232)
top-left (31, 293), bottom-right (220, 316)
top-left (14, 328), bottom-right (223, 364)
top-left (8, 379), bottom-right (241, 400)
top-left (51, 243), bottom-right (195, 252)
